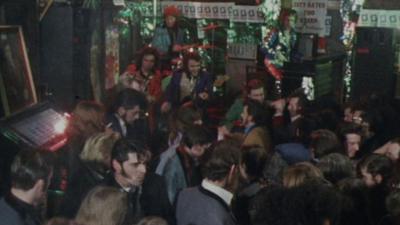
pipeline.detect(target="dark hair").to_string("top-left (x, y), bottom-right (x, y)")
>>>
top-left (241, 145), bottom-right (268, 179)
top-left (111, 138), bottom-right (151, 165)
top-left (202, 139), bottom-right (241, 181)
top-left (113, 89), bottom-right (148, 112)
top-left (288, 89), bottom-right (308, 114)
top-left (182, 52), bottom-right (202, 74)
top-left (251, 181), bottom-right (342, 225)
top-left (136, 46), bottom-right (160, 71)
top-left (337, 178), bottom-right (372, 225)
top-left (310, 129), bottom-right (342, 159)
top-left (317, 153), bottom-right (355, 185)
top-left (11, 150), bottom-right (53, 190)
top-left (358, 154), bottom-right (393, 183)
top-left (181, 125), bottom-right (211, 148)
top-left (338, 122), bottom-right (363, 142)
top-left (244, 99), bottom-right (269, 126)
top-left (278, 8), bottom-right (297, 30)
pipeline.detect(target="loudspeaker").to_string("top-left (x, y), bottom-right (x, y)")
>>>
top-left (40, 4), bottom-right (74, 110)
top-left (351, 27), bottom-right (397, 100)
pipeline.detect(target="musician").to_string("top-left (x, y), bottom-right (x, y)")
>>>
top-left (152, 5), bottom-right (187, 70)
top-left (261, 8), bottom-right (298, 80)
top-left (119, 46), bottom-right (163, 104)
top-left (161, 52), bottom-right (213, 112)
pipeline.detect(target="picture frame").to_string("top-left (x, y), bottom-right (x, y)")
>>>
top-left (0, 26), bottom-right (37, 117)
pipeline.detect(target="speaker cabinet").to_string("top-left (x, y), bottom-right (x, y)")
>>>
top-left (351, 27), bottom-right (397, 100)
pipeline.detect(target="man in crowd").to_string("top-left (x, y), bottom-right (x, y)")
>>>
top-left (104, 138), bottom-right (173, 224)
top-left (107, 89), bottom-right (149, 143)
top-left (156, 125), bottom-right (211, 204)
top-left (219, 79), bottom-right (266, 136)
top-left (176, 139), bottom-right (242, 225)
top-left (0, 151), bottom-right (53, 225)
top-left (339, 122), bottom-right (363, 159)
top-left (241, 99), bottom-right (272, 152)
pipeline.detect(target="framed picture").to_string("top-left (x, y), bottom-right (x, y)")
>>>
top-left (0, 26), bottom-right (37, 117)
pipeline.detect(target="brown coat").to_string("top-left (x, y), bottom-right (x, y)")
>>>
top-left (243, 126), bottom-right (272, 153)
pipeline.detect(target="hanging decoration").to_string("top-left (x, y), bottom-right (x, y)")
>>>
top-left (259, 0), bottom-right (281, 28)
top-left (340, 0), bottom-right (365, 100)
top-left (82, 0), bottom-right (101, 9)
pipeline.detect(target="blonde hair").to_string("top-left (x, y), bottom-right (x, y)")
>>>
top-left (46, 218), bottom-right (79, 225)
top-left (136, 216), bottom-right (168, 225)
top-left (66, 101), bottom-right (105, 140)
top-left (76, 186), bottom-right (128, 225)
top-left (283, 162), bottom-right (323, 188)
top-left (80, 132), bottom-right (120, 168)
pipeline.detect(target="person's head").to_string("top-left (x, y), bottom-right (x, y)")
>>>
top-left (136, 46), bottom-right (159, 72)
top-left (80, 132), bottom-right (120, 172)
top-left (317, 153), bottom-right (355, 185)
top-left (385, 137), bottom-right (400, 162)
top-left (287, 91), bottom-right (307, 118)
top-left (66, 100), bottom-right (105, 140)
top-left (241, 145), bottom-right (268, 182)
top-left (309, 129), bottom-right (342, 159)
top-left (278, 8), bottom-right (297, 31)
top-left (246, 79), bottom-right (265, 103)
top-left (10, 151), bottom-right (53, 206)
top-left (182, 52), bottom-right (202, 77)
top-left (283, 162), bottom-right (323, 188)
top-left (45, 218), bottom-right (78, 225)
top-left (113, 89), bottom-right (148, 124)
top-left (176, 106), bottom-right (203, 129)
top-left (181, 125), bottom-right (211, 160)
top-left (241, 99), bottom-right (268, 127)
top-left (252, 182), bottom-right (342, 225)
top-left (136, 216), bottom-right (168, 225)
top-left (163, 6), bottom-right (180, 28)
top-left (338, 122), bottom-right (363, 159)
top-left (76, 186), bottom-right (128, 225)
top-left (358, 154), bottom-right (393, 187)
top-left (202, 139), bottom-right (242, 192)
top-left (111, 139), bottom-right (151, 187)
top-left (337, 178), bottom-right (371, 225)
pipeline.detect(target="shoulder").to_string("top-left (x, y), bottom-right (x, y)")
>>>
top-left (0, 198), bottom-right (24, 225)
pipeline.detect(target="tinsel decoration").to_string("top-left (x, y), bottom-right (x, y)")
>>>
top-left (340, 0), bottom-right (365, 100)
top-left (82, 0), bottom-right (101, 9)
top-left (259, 0), bottom-right (281, 28)
top-left (227, 23), bottom-right (261, 44)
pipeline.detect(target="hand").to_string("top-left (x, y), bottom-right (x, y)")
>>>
top-left (218, 126), bottom-right (231, 138)
top-left (198, 92), bottom-right (209, 100)
top-left (270, 98), bottom-right (286, 116)
top-left (161, 102), bottom-right (171, 113)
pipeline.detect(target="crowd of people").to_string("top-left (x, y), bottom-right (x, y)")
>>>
top-left (1, 5), bottom-right (400, 225)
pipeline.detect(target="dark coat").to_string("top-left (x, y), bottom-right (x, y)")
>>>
top-left (103, 172), bottom-right (174, 225)
top-left (165, 70), bottom-right (213, 108)
top-left (0, 194), bottom-right (41, 225)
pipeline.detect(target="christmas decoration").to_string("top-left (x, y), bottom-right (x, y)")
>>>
top-left (340, 0), bottom-right (365, 100)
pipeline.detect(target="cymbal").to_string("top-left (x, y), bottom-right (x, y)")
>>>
top-left (202, 23), bottom-right (221, 31)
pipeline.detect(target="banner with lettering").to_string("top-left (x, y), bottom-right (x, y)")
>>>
top-left (230, 5), bottom-right (264, 23)
top-left (160, 1), bottom-right (264, 23)
top-left (293, 0), bottom-right (328, 36)
top-left (358, 9), bottom-right (400, 29)
top-left (227, 43), bottom-right (258, 59)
